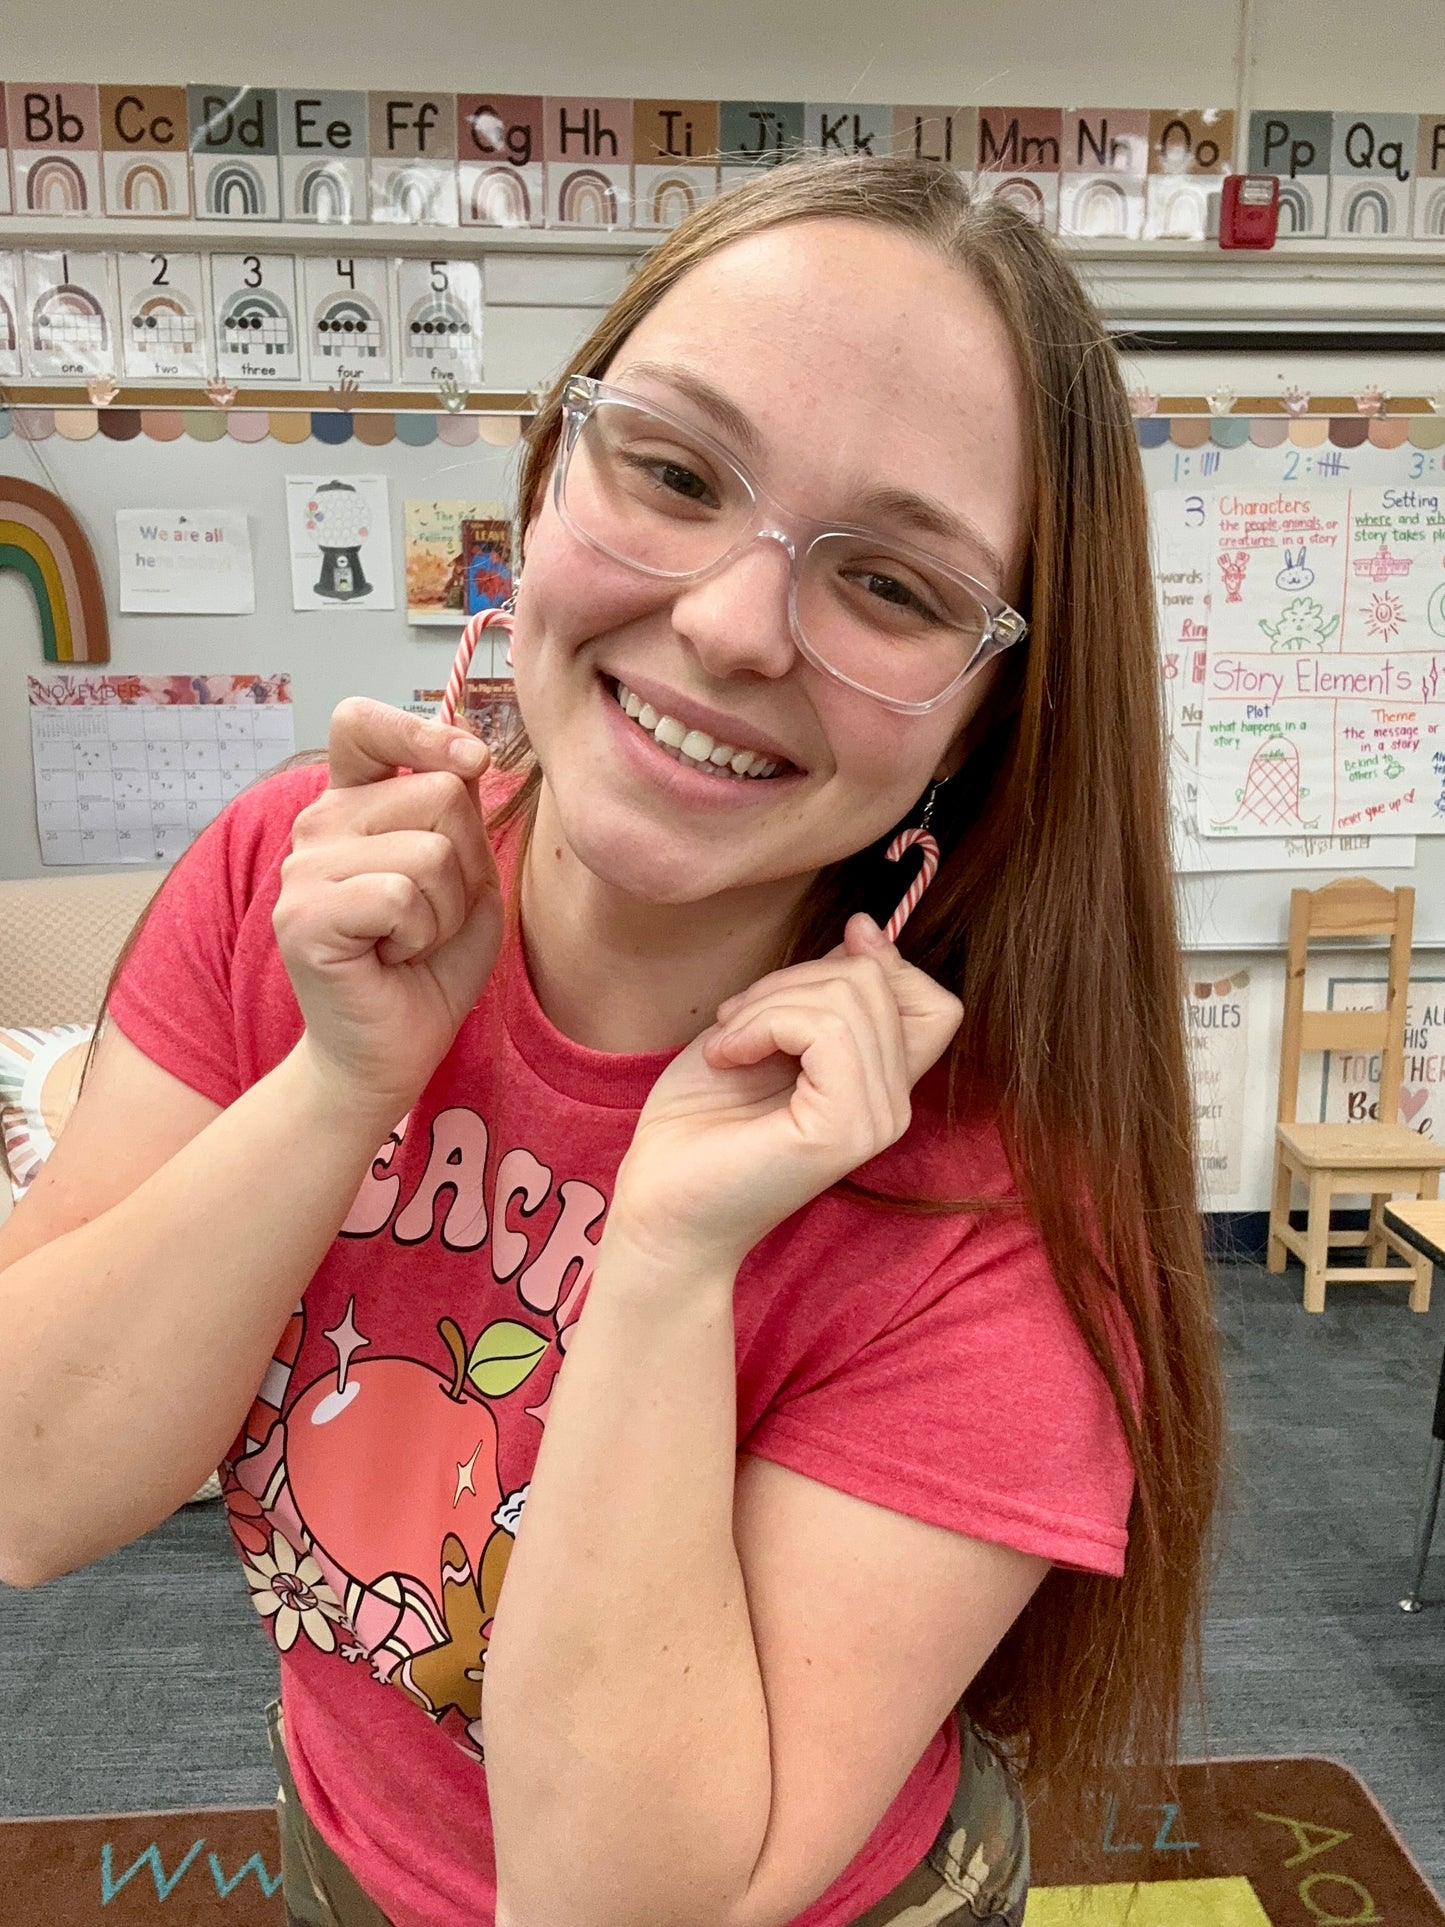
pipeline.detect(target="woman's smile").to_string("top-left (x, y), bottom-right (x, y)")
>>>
top-left (596, 668), bottom-right (810, 813)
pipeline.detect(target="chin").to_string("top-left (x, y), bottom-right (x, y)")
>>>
top-left (555, 804), bottom-right (735, 907)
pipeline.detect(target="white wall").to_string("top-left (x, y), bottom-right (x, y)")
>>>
top-left (4, 0), bottom-right (1444, 112)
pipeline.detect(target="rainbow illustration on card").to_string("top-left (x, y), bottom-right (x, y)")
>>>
top-left (0, 478), bottom-right (110, 664)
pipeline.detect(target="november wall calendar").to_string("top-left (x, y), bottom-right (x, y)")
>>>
top-left (28, 673), bottom-right (295, 866)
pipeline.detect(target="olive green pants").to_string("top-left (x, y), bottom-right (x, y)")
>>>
top-left (266, 1698), bottom-right (1028, 1927)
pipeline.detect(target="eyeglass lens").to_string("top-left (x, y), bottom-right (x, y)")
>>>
top-left (561, 396), bottom-right (995, 706)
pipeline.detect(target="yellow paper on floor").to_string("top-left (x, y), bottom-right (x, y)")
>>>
top-left (1025, 1876), bottom-right (1272, 1925)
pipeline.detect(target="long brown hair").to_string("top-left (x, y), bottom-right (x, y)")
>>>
top-left (90, 155), bottom-right (1222, 1840)
top-left (494, 155), bottom-right (1223, 1826)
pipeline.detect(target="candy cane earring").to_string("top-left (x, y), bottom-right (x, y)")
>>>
top-left (439, 595), bottom-right (515, 729)
top-left (882, 782), bottom-right (941, 943)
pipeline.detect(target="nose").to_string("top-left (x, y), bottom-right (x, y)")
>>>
top-left (667, 529), bottom-right (800, 684)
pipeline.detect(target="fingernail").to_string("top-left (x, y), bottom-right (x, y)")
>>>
top-left (449, 736), bottom-right (487, 772)
top-left (855, 912), bottom-right (885, 944)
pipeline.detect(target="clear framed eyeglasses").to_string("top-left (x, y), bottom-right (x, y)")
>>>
top-left (552, 374), bottom-right (1030, 715)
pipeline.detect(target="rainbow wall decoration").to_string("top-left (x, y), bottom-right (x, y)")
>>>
top-left (0, 477), bottom-right (110, 663)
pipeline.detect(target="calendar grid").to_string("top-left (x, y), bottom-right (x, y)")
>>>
top-left (28, 674), bottom-right (295, 867)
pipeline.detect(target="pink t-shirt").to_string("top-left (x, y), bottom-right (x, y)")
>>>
top-left (108, 763), bottom-right (1134, 1927)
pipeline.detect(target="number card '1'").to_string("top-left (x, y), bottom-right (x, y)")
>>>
top-left (22, 249), bottom-right (118, 379)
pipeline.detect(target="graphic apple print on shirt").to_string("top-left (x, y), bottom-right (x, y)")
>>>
top-left (282, 1298), bottom-right (551, 1606)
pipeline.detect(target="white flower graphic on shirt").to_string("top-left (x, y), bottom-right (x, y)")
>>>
top-left (243, 1530), bottom-right (345, 1653)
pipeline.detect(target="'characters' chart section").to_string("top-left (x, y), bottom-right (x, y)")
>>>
top-left (1198, 485), bottom-right (1445, 835)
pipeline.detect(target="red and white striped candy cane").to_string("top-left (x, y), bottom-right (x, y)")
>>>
top-left (440, 606), bottom-right (514, 729)
top-left (883, 827), bottom-right (940, 943)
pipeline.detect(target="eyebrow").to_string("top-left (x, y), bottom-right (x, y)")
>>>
top-left (617, 358), bottom-right (1009, 587)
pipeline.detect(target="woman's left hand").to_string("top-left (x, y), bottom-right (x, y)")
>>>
top-left (608, 914), bottom-right (963, 1276)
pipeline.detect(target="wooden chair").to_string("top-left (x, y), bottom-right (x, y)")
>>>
top-left (1267, 879), bottom-right (1445, 1314)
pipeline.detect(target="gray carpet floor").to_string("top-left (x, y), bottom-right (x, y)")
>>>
top-left (3, 1256), bottom-right (1443, 1900)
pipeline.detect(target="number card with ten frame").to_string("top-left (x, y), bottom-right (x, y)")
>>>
top-left (117, 250), bottom-right (210, 379)
top-left (208, 250), bottom-right (302, 383)
top-left (394, 256), bottom-right (483, 389)
top-left (301, 253), bottom-right (395, 385)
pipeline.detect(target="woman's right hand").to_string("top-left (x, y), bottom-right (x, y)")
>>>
top-left (272, 697), bottom-right (505, 1121)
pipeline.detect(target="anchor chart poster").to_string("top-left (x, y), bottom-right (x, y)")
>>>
top-left (1149, 488), bottom-right (1415, 871)
top-left (1195, 484), bottom-right (1445, 837)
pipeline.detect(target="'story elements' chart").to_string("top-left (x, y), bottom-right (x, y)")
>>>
top-left (1161, 484), bottom-right (1445, 839)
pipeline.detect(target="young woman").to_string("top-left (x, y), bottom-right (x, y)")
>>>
top-left (0, 156), bottom-right (1222, 1927)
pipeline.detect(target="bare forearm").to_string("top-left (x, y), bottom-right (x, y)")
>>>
top-left (0, 1041), bottom-right (398, 1585)
top-left (481, 1236), bottom-right (771, 1927)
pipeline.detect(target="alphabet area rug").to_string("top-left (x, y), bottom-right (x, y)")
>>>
top-left (1026, 1755), bottom-right (1445, 1924)
top-left (0, 1755), bottom-right (1440, 1924)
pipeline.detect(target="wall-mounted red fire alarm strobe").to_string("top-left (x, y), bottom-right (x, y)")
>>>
top-left (1219, 174), bottom-right (1281, 249)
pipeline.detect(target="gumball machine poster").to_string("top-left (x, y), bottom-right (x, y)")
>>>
top-left (285, 473), bottom-right (396, 611)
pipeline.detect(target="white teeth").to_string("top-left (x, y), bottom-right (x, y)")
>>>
top-left (610, 680), bottom-right (785, 779)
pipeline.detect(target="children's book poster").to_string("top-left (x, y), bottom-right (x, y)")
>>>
top-left (409, 679), bottom-right (519, 750)
top-left (285, 475), bottom-right (395, 611)
top-left (462, 516), bottom-right (513, 613)
top-left (403, 497), bottom-right (504, 624)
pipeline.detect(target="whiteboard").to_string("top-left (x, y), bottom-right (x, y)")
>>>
top-left (1136, 407), bottom-right (1445, 950)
